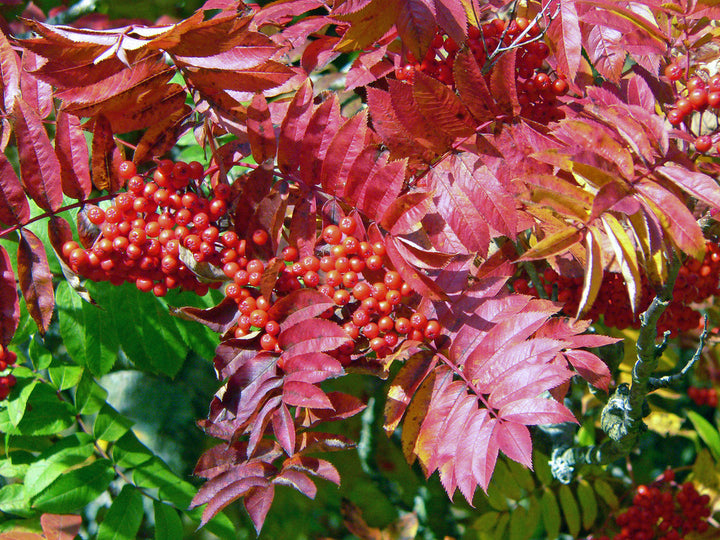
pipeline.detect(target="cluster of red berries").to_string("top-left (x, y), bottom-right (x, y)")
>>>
top-left (395, 19), bottom-right (568, 123)
top-left (229, 219), bottom-right (440, 364)
top-left (512, 241), bottom-right (720, 336)
top-left (688, 385), bottom-right (719, 408)
top-left (590, 470), bottom-right (714, 540)
top-left (664, 63), bottom-right (720, 153)
top-left (61, 160), bottom-right (231, 298)
top-left (0, 345), bottom-right (17, 400)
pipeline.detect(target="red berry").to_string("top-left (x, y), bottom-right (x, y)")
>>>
top-left (339, 216), bottom-right (356, 235)
top-left (664, 62), bottom-right (683, 81)
top-left (695, 135), bottom-right (712, 153)
top-left (322, 225), bottom-right (342, 245)
top-left (118, 160), bottom-right (137, 181)
top-left (260, 333), bottom-right (278, 351)
top-left (252, 229), bottom-right (269, 246)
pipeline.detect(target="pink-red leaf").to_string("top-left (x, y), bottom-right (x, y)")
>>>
top-left (547, 0), bottom-right (582, 81)
top-left (320, 109), bottom-right (369, 197)
top-left (281, 352), bottom-right (344, 383)
top-left (395, 0), bottom-right (436, 64)
top-left (379, 190), bottom-right (433, 235)
top-left (564, 349), bottom-right (612, 391)
top-left (488, 361), bottom-right (574, 409)
top-left (172, 297), bottom-right (240, 334)
top-left (244, 485), bottom-right (275, 535)
top-left (20, 51), bottom-right (53, 120)
top-left (499, 396), bottom-right (577, 425)
top-left (453, 48), bottom-right (498, 123)
top-left (288, 195), bottom-right (317, 259)
top-left (274, 469), bottom-right (317, 499)
top-left (298, 93), bottom-right (342, 185)
top-left (412, 70), bottom-right (476, 139)
top-left (655, 164), bottom-right (720, 210)
top-left (247, 94), bottom-right (277, 164)
top-left (385, 236), bottom-right (448, 301)
top-left (496, 421), bottom-right (533, 469)
top-left (284, 456), bottom-right (341, 486)
top-left (0, 30), bottom-right (21, 114)
top-left (13, 98), bottom-right (63, 212)
top-left (277, 79), bottom-right (313, 174)
top-left (17, 229), bottom-right (54, 334)
top-left (268, 289), bottom-right (335, 331)
top-left (0, 245), bottom-right (19, 346)
top-left (278, 318), bottom-right (351, 356)
top-left (271, 404), bottom-right (296, 456)
top-left (55, 111), bottom-right (91, 201)
top-left (282, 381), bottom-right (334, 409)
top-left (0, 151), bottom-right (30, 225)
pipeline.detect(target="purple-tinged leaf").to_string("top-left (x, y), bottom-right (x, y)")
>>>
top-left (196, 475), bottom-right (270, 527)
top-left (244, 485), bottom-right (275, 535)
top-left (489, 48), bottom-right (519, 116)
top-left (547, 0), bottom-right (582, 81)
top-left (624, 73), bottom-right (655, 112)
top-left (288, 195), bottom-right (317, 259)
top-left (174, 32), bottom-right (279, 70)
top-left (564, 350), bottom-right (612, 391)
top-left (283, 456), bottom-right (341, 486)
top-left (395, 0), bottom-right (437, 66)
top-left (20, 51), bottom-right (53, 119)
top-left (384, 351), bottom-right (437, 434)
top-left (247, 94), bottom-right (277, 164)
top-left (272, 404), bottom-right (296, 456)
top-left (277, 79), bottom-right (313, 174)
top-left (584, 25), bottom-right (625, 83)
top-left (281, 352), bottom-right (344, 383)
top-left (433, 0), bottom-right (467, 46)
top-left (656, 164), bottom-right (720, 210)
top-left (278, 318), bottom-right (351, 356)
top-left (298, 93), bottom-right (342, 185)
top-left (274, 469), bottom-right (317, 499)
top-left (0, 30), bottom-right (20, 114)
top-left (413, 70), bottom-right (476, 139)
top-left (55, 111), bottom-right (91, 201)
top-left (247, 395), bottom-right (283, 456)
top-left (268, 289), bottom-right (335, 330)
top-left (385, 236), bottom-right (448, 301)
top-left (453, 49), bottom-right (497, 123)
top-left (320, 110), bottom-right (369, 197)
top-left (12, 98), bottom-right (63, 212)
top-left (17, 229), bottom-right (54, 334)
top-left (496, 421), bottom-right (533, 469)
top-left (0, 245), bottom-right (19, 346)
top-left (499, 397), bottom-right (577, 425)
top-left (379, 190), bottom-right (433, 235)
top-left (171, 297), bottom-right (239, 334)
top-left (366, 86), bottom-right (422, 158)
top-left (282, 381), bottom-right (334, 409)
top-left (455, 409), bottom-right (494, 500)
top-left (0, 151), bottom-right (30, 226)
top-left (388, 79), bottom-right (451, 153)
top-left (298, 392), bottom-right (366, 428)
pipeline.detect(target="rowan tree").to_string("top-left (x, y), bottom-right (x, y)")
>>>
top-left (1, 0), bottom-right (720, 538)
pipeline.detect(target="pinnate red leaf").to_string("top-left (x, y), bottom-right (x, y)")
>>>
top-left (243, 485), bottom-right (275, 535)
top-left (247, 94), bottom-right (276, 163)
top-left (0, 245), bottom-right (19, 346)
top-left (17, 229), bottom-right (54, 334)
top-left (277, 79), bottom-right (313, 174)
top-left (55, 111), bottom-right (91, 201)
top-left (0, 150), bottom-right (30, 226)
top-left (278, 318), bottom-right (351, 356)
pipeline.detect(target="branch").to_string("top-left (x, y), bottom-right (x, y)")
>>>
top-left (550, 255), bottom-right (686, 483)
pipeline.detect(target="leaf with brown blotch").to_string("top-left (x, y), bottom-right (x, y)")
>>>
top-left (268, 289), bottom-right (335, 331)
top-left (298, 93), bottom-right (342, 185)
top-left (333, 0), bottom-right (401, 53)
top-left (546, 0), bottom-right (582, 81)
top-left (388, 79), bottom-right (452, 153)
top-left (243, 485), bottom-right (275, 535)
top-left (247, 94), bottom-right (277, 164)
top-left (277, 79), bottom-right (314, 174)
top-left (395, 0), bottom-right (436, 61)
top-left (12, 98), bottom-right (63, 212)
top-left (384, 351), bottom-right (437, 434)
top-left (17, 229), bottom-right (54, 334)
top-left (379, 190), bottom-right (434, 235)
top-left (288, 195), bottom-right (317, 260)
top-left (412, 70), bottom-right (476, 139)
top-left (133, 106), bottom-right (191, 165)
top-left (0, 151), bottom-right (30, 226)
top-left (0, 245), bottom-right (19, 346)
top-left (55, 110), bottom-right (91, 201)
top-left (385, 236), bottom-right (448, 301)
top-left (489, 48), bottom-right (519, 116)
top-left (94, 83), bottom-right (187, 134)
top-left (453, 48), bottom-right (498, 123)
top-left (91, 115), bottom-right (124, 192)
top-left (0, 30), bottom-right (21, 114)
top-left (278, 318), bottom-right (351, 357)
top-left (20, 51), bottom-right (53, 119)
top-left (320, 109), bottom-right (369, 198)
top-left (40, 513), bottom-right (83, 540)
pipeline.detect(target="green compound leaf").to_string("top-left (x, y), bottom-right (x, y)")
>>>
top-left (687, 410), bottom-right (720, 462)
top-left (28, 334), bottom-right (52, 370)
top-left (97, 484), bottom-right (144, 540)
top-left (508, 505), bottom-right (529, 540)
top-left (75, 369), bottom-right (108, 415)
top-left (506, 457), bottom-right (535, 492)
top-left (593, 478), bottom-right (619, 510)
top-left (48, 363), bottom-right (84, 391)
top-left (111, 431), bottom-right (154, 469)
top-left (0, 382), bottom-right (75, 436)
top-left (24, 433), bottom-right (94, 499)
top-left (153, 500), bottom-right (184, 540)
top-left (5, 369), bottom-right (37, 427)
top-left (558, 484), bottom-right (581, 537)
top-left (541, 487), bottom-right (561, 539)
top-left (0, 483), bottom-right (32, 517)
top-left (93, 403), bottom-right (134, 442)
top-left (31, 459), bottom-right (114, 513)
top-left (577, 478), bottom-right (598, 530)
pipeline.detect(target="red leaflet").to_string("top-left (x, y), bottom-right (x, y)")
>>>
top-left (358, 157), bottom-right (406, 220)
top-left (278, 318), bottom-right (351, 356)
top-left (584, 26), bottom-right (625, 83)
top-left (384, 351), bottom-right (437, 434)
top-left (12, 98), bottom-right (63, 212)
top-left (547, 0), bottom-right (582, 81)
top-left (20, 51), bottom-right (53, 119)
top-left (277, 79), bottom-right (314, 174)
top-left (563, 349), bottom-right (612, 391)
top-left (282, 380), bottom-right (334, 409)
top-left (17, 229), bottom-right (54, 334)
top-left (288, 195), bottom-right (317, 259)
top-left (379, 190), bottom-right (433, 235)
top-left (298, 94), bottom-right (342, 185)
top-left (133, 106), bottom-right (191, 165)
top-left (247, 94), bottom-right (276, 164)
top-left (40, 514), bottom-right (83, 540)
top-left (91, 115), bottom-right (123, 192)
top-left (55, 111), bottom-right (91, 201)
top-left (384, 236), bottom-right (448, 301)
top-left (489, 48), bottom-right (519, 116)
top-left (267, 289), bottom-right (335, 331)
top-left (395, 0), bottom-right (436, 61)
top-left (0, 151), bottom-right (30, 226)
top-left (433, 0), bottom-right (467, 46)
top-left (300, 36), bottom-right (340, 73)
top-left (173, 32), bottom-right (280, 70)
top-left (320, 109), bottom-right (369, 197)
top-left (453, 49), bottom-right (498, 123)
top-left (243, 485), bottom-right (275, 535)
top-left (656, 164), bottom-right (720, 210)
top-left (0, 245), bottom-right (19, 346)
top-left (388, 79), bottom-right (451, 153)
top-left (412, 71), bottom-right (476, 139)
top-left (498, 396), bottom-right (578, 425)
top-left (366, 87), bottom-right (421, 159)
top-left (271, 404), bottom-right (296, 455)
top-left (273, 469), bottom-right (317, 499)
top-left (0, 30), bottom-right (21, 114)
top-left (281, 352), bottom-right (344, 383)
top-left (173, 297), bottom-right (241, 334)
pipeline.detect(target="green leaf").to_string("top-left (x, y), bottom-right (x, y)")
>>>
top-left (28, 334), bottom-right (52, 370)
top-left (57, 280), bottom-right (119, 376)
top-left (153, 500), bottom-right (184, 540)
top-left (48, 363), bottom-right (84, 391)
top-left (97, 484), bottom-right (144, 540)
top-left (31, 459), bottom-right (114, 513)
top-left (593, 478), bottom-right (619, 510)
top-left (533, 449), bottom-right (553, 486)
top-left (493, 512), bottom-right (510, 538)
top-left (93, 403), bottom-right (134, 442)
top-left (473, 511), bottom-right (500, 532)
top-left (577, 478), bottom-right (598, 530)
top-left (24, 433), bottom-right (94, 499)
top-left (75, 370), bottom-right (107, 415)
top-left (687, 410), bottom-right (720, 461)
top-left (541, 488), bottom-right (560, 539)
top-left (492, 459), bottom-right (523, 500)
top-left (111, 432), bottom-right (154, 469)
top-left (558, 484), bottom-right (581, 537)
top-left (508, 505), bottom-right (528, 540)
top-left (525, 495), bottom-right (542, 539)
top-left (0, 383), bottom-right (75, 436)
top-left (0, 450), bottom-right (35, 477)
top-left (506, 457), bottom-right (535, 492)
top-left (0, 484), bottom-right (32, 517)
top-left (5, 373), bottom-right (37, 427)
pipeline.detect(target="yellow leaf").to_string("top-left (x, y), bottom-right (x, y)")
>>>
top-left (334, 0), bottom-right (401, 52)
top-left (628, 212), bottom-right (666, 288)
top-left (519, 227), bottom-right (583, 261)
top-left (577, 227), bottom-right (603, 319)
top-left (645, 410), bottom-right (686, 437)
top-left (601, 214), bottom-right (642, 313)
